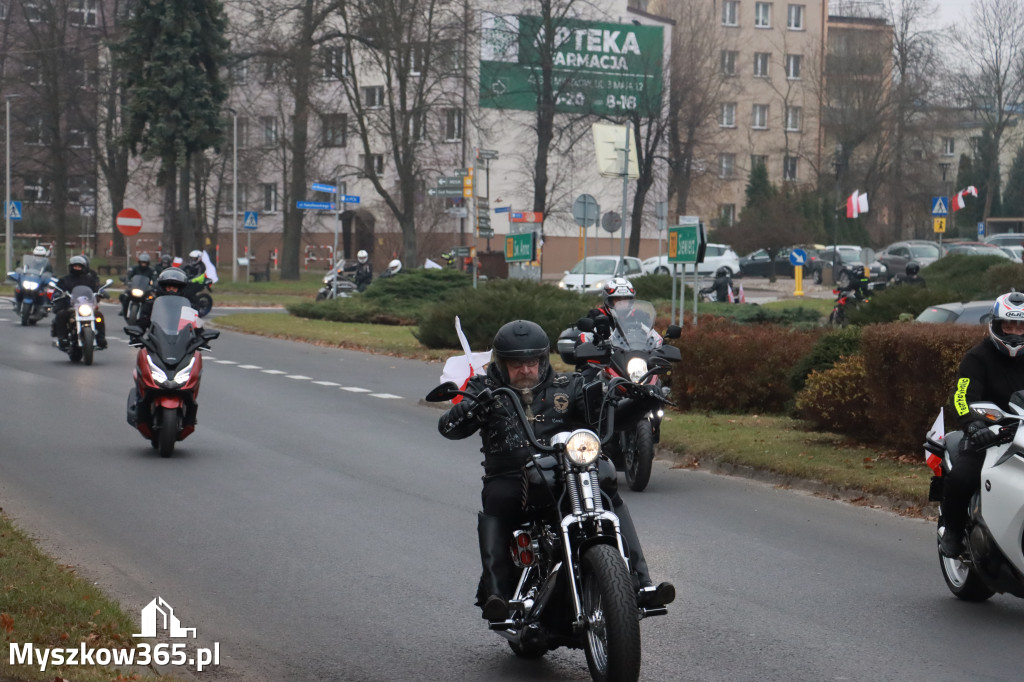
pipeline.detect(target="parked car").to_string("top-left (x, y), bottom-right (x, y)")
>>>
top-left (809, 245), bottom-right (888, 285)
top-left (942, 241), bottom-right (1019, 262)
top-left (983, 233), bottom-right (1024, 248)
top-left (916, 299), bottom-right (995, 325)
top-left (876, 240), bottom-right (942, 278)
top-left (739, 245), bottom-right (823, 279)
top-left (640, 243), bottom-right (740, 276)
top-left (557, 255), bottom-right (644, 294)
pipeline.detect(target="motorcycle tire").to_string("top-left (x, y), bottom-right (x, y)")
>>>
top-left (158, 407), bottom-right (178, 458)
top-left (127, 301), bottom-right (140, 325)
top-left (81, 328), bottom-right (94, 366)
top-left (938, 538), bottom-right (994, 602)
top-left (625, 421), bottom-right (655, 492)
top-left (195, 292), bottom-right (213, 318)
top-left (68, 335), bottom-right (83, 363)
top-left (828, 308), bottom-right (845, 328)
top-left (580, 544), bottom-right (641, 682)
top-left (315, 290), bottom-right (327, 302)
top-left (21, 305), bottom-right (30, 326)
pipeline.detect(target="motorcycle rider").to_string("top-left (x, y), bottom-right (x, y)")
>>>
top-left (892, 261), bottom-right (926, 287)
top-left (939, 291), bottom-right (1024, 557)
top-left (50, 255), bottom-right (107, 350)
top-left (354, 250), bottom-right (373, 292)
top-left (438, 319), bottom-right (675, 621)
top-left (379, 258), bottom-right (402, 279)
top-left (183, 250), bottom-right (206, 280)
top-left (118, 252), bottom-right (156, 317)
top-left (134, 267), bottom-right (195, 333)
top-left (155, 254), bottom-right (173, 274)
top-left (699, 267), bottom-right (735, 303)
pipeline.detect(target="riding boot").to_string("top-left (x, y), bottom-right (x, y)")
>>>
top-left (617, 502), bottom-right (675, 608)
top-left (477, 512), bottom-right (512, 621)
top-left (940, 483), bottom-right (968, 557)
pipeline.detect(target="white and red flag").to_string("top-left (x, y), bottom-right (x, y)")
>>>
top-left (440, 316), bottom-right (492, 404)
top-left (951, 185), bottom-right (978, 212)
top-left (846, 190), bottom-right (869, 218)
top-left (925, 408), bottom-right (945, 476)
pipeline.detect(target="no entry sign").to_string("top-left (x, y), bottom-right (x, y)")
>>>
top-left (116, 207), bottom-right (142, 237)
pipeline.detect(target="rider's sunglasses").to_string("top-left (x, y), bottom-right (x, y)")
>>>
top-left (507, 358), bottom-right (540, 370)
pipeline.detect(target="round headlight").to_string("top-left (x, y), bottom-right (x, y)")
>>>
top-left (77, 303), bottom-right (93, 317)
top-left (564, 429), bottom-right (601, 466)
top-left (131, 288), bottom-right (144, 297)
top-left (22, 280), bottom-right (39, 291)
top-left (627, 357), bottom-right (648, 382)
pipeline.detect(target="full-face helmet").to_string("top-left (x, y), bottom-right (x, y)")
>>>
top-left (160, 254), bottom-right (173, 269)
top-left (387, 259), bottom-right (402, 275)
top-left (905, 261), bottom-right (920, 277)
top-left (138, 252), bottom-right (151, 267)
top-left (157, 267), bottom-right (188, 294)
top-left (188, 249), bottom-right (203, 263)
top-left (602, 277), bottom-right (635, 312)
top-left (492, 320), bottom-right (550, 387)
top-left (989, 292), bottom-right (1024, 357)
top-left (357, 250), bottom-right (369, 264)
top-left (715, 267), bottom-right (730, 279)
top-left (32, 245), bottom-right (48, 257)
top-left (69, 255), bottom-right (87, 274)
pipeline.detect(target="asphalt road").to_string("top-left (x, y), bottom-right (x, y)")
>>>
top-left (1, 303), bottom-right (1022, 681)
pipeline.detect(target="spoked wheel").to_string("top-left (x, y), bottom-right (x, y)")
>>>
top-left (938, 528), bottom-right (994, 602)
top-left (81, 328), bottom-right (95, 366)
top-left (195, 292), bottom-right (213, 317)
top-left (624, 421), bottom-right (654, 492)
top-left (580, 544), bottom-right (641, 682)
top-left (158, 407), bottom-right (179, 458)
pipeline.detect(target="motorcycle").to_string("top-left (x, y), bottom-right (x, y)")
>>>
top-left (121, 272), bottom-right (155, 325)
top-left (182, 275), bottom-right (214, 317)
top-left (425, 345), bottom-right (673, 681)
top-left (51, 278), bottom-right (113, 366)
top-left (925, 394), bottom-right (1024, 602)
top-left (124, 295), bottom-right (219, 457)
top-left (7, 254), bottom-right (54, 326)
top-left (557, 301), bottom-right (682, 491)
top-left (315, 265), bottom-right (358, 301)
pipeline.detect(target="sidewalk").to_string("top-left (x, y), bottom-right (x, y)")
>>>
top-left (736, 276), bottom-right (834, 304)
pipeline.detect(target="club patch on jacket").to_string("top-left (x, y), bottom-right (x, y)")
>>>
top-left (553, 393), bottom-right (569, 413)
top-left (954, 377), bottom-right (970, 416)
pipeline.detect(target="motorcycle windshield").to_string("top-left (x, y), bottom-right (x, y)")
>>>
top-left (21, 255), bottom-right (50, 276)
top-left (147, 296), bottom-right (200, 361)
top-left (607, 300), bottom-right (662, 351)
top-left (70, 285), bottom-right (97, 308)
top-left (129, 273), bottom-right (152, 289)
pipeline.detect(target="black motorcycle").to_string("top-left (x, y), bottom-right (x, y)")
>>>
top-left (121, 272), bottom-right (155, 325)
top-left (51, 278), bottom-right (113, 366)
top-left (558, 301), bottom-right (681, 491)
top-left (425, 347), bottom-right (673, 681)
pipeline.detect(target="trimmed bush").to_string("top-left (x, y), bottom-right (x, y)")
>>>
top-left (631, 273), bottom-right (692, 301)
top-left (415, 279), bottom-right (593, 349)
top-left (788, 326), bottom-right (862, 394)
top-left (794, 355), bottom-right (872, 436)
top-left (921, 254), bottom-right (1024, 300)
top-left (845, 284), bottom-right (958, 325)
top-left (667, 316), bottom-right (820, 413)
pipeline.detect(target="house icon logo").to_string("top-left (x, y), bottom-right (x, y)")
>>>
top-left (133, 597), bottom-right (197, 639)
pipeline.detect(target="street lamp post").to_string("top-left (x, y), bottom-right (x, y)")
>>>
top-left (831, 143), bottom-right (844, 283)
top-left (228, 108), bottom-right (238, 283)
top-left (939, 161), bottom-right (951, 245)
top-left (5, 94), bottom-right (19, 274)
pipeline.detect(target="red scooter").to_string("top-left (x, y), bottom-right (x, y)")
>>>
top-left (125, 295), bottom-right (219, 457)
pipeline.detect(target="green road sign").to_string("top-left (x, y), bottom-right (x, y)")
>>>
top-left (479, 227), bottom-right (495, 239)
top-left (428, 187), bottom-right (464, 197)
top-left (505, 232), bottom-right (536, 262)
top-left (438, 177), bottom-right (464, 187)
top-left (668, 224), bottom-right (699, 264)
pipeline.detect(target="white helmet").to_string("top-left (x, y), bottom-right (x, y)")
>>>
top-left (357, 250), bottom-right (369, 264)
top-left (989, 292), bottom-right (1024, 357)
top-left (387, 259), bottom-right (402, 274)
top-left (189, 249), bottom-right (202, 262)
top-left (32, 245), bottom-right (48, 256)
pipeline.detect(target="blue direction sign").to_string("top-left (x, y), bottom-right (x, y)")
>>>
top-left (6, 201), bottom-right (22, 220)
top-left (789, 248), bottom-right (807, 267)
top-left (494, 206), bottom-right (510, 214)
top-left (297, 201), bottom-right (334, 210)
top-left (339, 195), bottom-right (360, 204)
top-left (932, 197), bottom-right (949, 216)
top-left (312, 183), bottom-right (337, 194)
top-left (243, 211), bottom-right (259, 230)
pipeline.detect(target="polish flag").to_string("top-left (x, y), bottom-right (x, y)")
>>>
top-left (846, 190), bottom-right (869, 218)
top-left (924, 408), bottom-right (945, 476)
top-left (951, 185), bottom-right (978, 212)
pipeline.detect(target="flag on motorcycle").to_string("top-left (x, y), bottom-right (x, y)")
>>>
top-left (727, 284), bottom-right (735, 303)
top-left (200, 250), bottom-right (218, 283)
top-left (925, 408), bottom-right (945, 476)
top-left (846, 190), bottom-right (869, 218)
top-left (440, 315), bottom-right (491, 404)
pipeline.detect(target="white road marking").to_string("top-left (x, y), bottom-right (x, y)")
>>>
top-left (370, 393), bottom-right (403, 400)
top-left (262, 369), bottom-right (286, 375)
top-left (340, 386), bottom-right (371, 393)
top-left (238, 364), bottom-right (263, 369)
top-left (286, 375), bottom-right (312, 380)
top-left (213, 359), bottom-right (238, 364)
top-left (313, 381), bottom-right (340, 386)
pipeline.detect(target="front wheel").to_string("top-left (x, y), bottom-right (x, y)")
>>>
top-left (813, 268), bottom-right (823, 285)
top-left (580, 544), bottom-right (641, 682)
top-left (194, 292), bottom-right (213, 317)
top-left (828, 307), bottom-right (846, 328)
top-left (127, 301), bottom-right (141, 325)
top-left (625, 421), bottom-right (654, 492)
top-left (157, 407), bottom-right (179, 458)
top-left (81, 327), bottom-right (94, 366)
top-left (315, 290), bottom-right (328, 302)
top-left (21, 304), bottom-right (30, 326)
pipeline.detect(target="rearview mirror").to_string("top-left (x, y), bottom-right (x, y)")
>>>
top-left (123, 324), bottom-right (144, 337)
top-left (657, 344), bottom-right (682, 362)
top-left (425, 382), bottom-right (460, 403)
top-left (202, 330), bottom-right (220, 342)
top-left (574, 342), bottom-right (608, 363)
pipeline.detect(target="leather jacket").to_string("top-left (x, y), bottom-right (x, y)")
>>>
top-left (951, 338), bottom-right (1024, 428)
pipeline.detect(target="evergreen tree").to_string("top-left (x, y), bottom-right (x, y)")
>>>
top-left (114, 0), bottom-right (229, 254)
top-left (1004, 145), bottom-right (1024, 218)
top-left (745, 159), bottom-right (776, 209)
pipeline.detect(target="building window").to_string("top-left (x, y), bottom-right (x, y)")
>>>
top-left (322, 47), bottom-right (348, 80)
top-left (755, 2), bottom-right (772, 28)
top-left (719, 153), bottom-right (736, 179)
top-left (942, 137), bottom-right (955, 156)
top-left (783, 155), bottom-right (798, 181)
top-left (362, 86), bottom-right (385, 108)
top-left (720, 103), bottom-right (737, 127)
top-left (720, 50), bottom-right (738, 76)
top-left (785, 54), bottom-right (802, 79)
top-left (230, 59), bottom-right (248, 85)
top-left (222, 183), bottom-right (248, 214)
top-left (785, 106), bottom-right (802, 131)
top-left (719, 204), bottom-right (736, 226)
top-left (751, 155), bottom-right (768, 172)
top-left (752, 104), bottom-right (769, 129)
top-left (722, 0), bottom-right (739, 26)
top-left (68, 128), bottom-right (88, 148)
top-left (407, 109), bottom-right (427, 140)
top-left (69, 0), bottom-right (97, 26)
top-left (234, 117), bottom-right (249, 149)
top-left (410, 43), bottom-right (427, 76)
top-left (0, 2), bottom-right (7, 20)
top-left (27, 117), bottom-right (50, 146)
top-left (22, 175), bottom-right (50, 202)
top-left (261, 58), bottom-right (280, 84)
top-left (444, 108), bottom-right (463, 141)
top-left (754, 52), bottom-right (770, 78)
top-left (23, 1), bottom-right (41, 22)
top-left (787, 4), bottom-right (805, 30)
top-left (321, 114), bottom-right (347, 147)
top-left (262, 183), bottom-right (278, 212)
top-left (261, 117), bottom-right (277, 146)
top-left (361, 153), bottom-right (384, 176)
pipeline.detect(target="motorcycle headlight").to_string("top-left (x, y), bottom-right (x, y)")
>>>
top-left (77, 303), bottom-right (93, 317)
top-left (323, 274), bottom-right (333, 284)
top-left (564, 429), bottom-right (601, 466)
top-left (627, 357), bottom-right (648, 382)
top-left (131, 288), bottom-right (144, 297)
top-left (172, 357), bottom-right (196, 385)
top-left (22, 280), bottom-right (39, 291)
top-left (147, 356), bottom-right (168, 384)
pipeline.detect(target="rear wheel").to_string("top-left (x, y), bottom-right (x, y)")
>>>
top-left (315, 290), bottom-right (328, 302)
top-left (194, 292), bottom-right (213, 317)
top-left (624, 421), bottom-right (654, 492)
top-left (81, 327), bottom-right (94, 366)
top-left (938, 527), bottom-right (994, 601)
top-left (158, 407), bottom-right (178, 458)
top-left (580, 544), bottom-right (641, 682)
top-left (655, 266), bottom-right (670, 276)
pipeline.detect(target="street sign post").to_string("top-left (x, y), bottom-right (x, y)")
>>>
top-left (931, 197), bottom-right (949, 216)
top-left (115, 207), bottom-right (142, 237)
top-left (934, 217), bottom-right (946, 233)
top-left (505, 232), bottom-right (536, 263)
top-left (789, 248), bottom-right (807, 297)
top-left (428, 187), bottom-right (464, 197)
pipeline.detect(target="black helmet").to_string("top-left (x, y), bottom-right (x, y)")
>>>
top-left (160, 254), bottom-right (172, 268)
top-left (138, 252), bottom-right (151, 266)
top-left (157, 266), bottom-right (188, 292)
top-left (69, 255), bottom-right (87, 273)
top-left (906, 261), bottom-right (920, 276)
top-left (715, 267), bottom-right (731, 278)
top-left (492, 320), bottom-right (550, 386)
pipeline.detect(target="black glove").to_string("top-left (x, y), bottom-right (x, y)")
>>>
top-left (965, 420), bottom-right (1000, 451)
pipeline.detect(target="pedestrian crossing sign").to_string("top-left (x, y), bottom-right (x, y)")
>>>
top-left (931, 197), bottom-right (948, 216)
top-left (243, 211), bottom-right (258, 230)
top-left (6, 201), bottom-right (22, 220)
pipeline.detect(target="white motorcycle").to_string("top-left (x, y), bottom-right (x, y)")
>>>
top-left (51, 278), bottom-right (113, 366)
top-left (925, 395), bottom-right (1024, 601)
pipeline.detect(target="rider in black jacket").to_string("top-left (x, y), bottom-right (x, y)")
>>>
top-left (438, 320), bottom-right (675, 621)
top-left (353, 250), bottom-right (373, 292)
top-left (119, 252), bottom-right (157, 317)
top-left (50, 255), bottom-right (107, 349)
top-left (940, 291), bottom-right (1024, 557)
top-left (134, 267), bottom-right (195, 333)
top-left (699, 267), bottom-right (734, 302)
